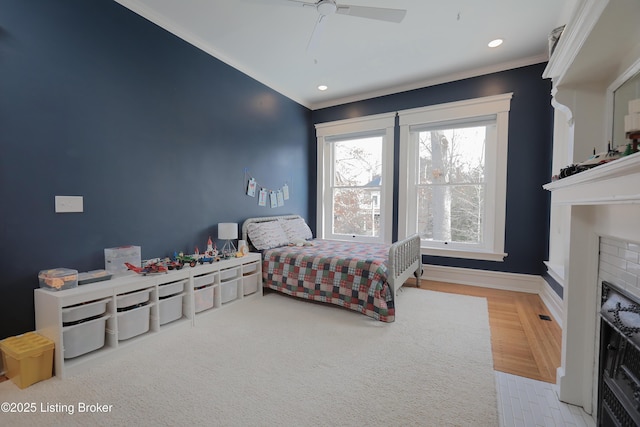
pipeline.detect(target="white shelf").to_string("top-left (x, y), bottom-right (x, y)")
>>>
top-left (34, 252), bottom-right (262, 378)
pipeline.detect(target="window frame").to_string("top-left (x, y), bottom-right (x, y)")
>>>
top-left (315, 112), bottom-right (395, 244)
top-left (398, 93), bottom-right (513, 261)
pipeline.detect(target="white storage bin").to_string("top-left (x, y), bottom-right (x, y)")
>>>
top-left (220, 267), bottom-right (239, 282)
top-left (159, 293), bottom-right (184, 325)
top-left (194, 285), bottom-right (214, 313)
top-left (193, 273), bottom-right (216, 288)
top-left (158, 280), bottom-right (185, 298)
top-left (117, 304), bottom-right (151, 341)
top-left (243, 274), bottom-right (259, 296)
top-left (242, 262), bottom-right (259, 275)
top-left (116, 288), bottom-right (151, 309)
top-left (62, 315), bottom-right (110, 359)
top-left (62, 298), bottom-right (109, 324)
top-left (221, 281), bottom-right (238, 304)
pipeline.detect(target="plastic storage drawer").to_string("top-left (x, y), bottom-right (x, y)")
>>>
top-left (117, 304), bottom-right (151, 340)
top-left (243, 274), bottom-right (259, 296)
top-left (116, 288), bottom-right (151, 309)
top-left (221, 281), bottom-right (238, 304)
top-left (62, 298), bottom-right (109, 324)
top-left (242, 262), bottom-right (259, 275)
top-left (62, 315), bottom-right (110, 359)
top-left (159, 294), bottom-right (184, 325)
top-left (193, 273), bottom-right (216, 288)
top-left (220, 267), bottom-right (239, 282)
top-left (158, 280), bottom-right (185, 298)
top-left (194, 285), bottom-right (214, 313)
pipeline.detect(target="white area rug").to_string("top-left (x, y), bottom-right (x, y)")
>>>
top-left (0, 288), bottom-right (497, 426)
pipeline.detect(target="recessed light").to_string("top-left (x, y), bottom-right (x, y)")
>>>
top-left (488, 39), bottom-right (503, 48)
top-left (317, 85), bottom-right (328, 91)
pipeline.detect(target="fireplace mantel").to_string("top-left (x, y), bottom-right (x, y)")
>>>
top-left (542, 0), bottom-right (640, 419)
top-left (543, 152), bottom-right (640, 205)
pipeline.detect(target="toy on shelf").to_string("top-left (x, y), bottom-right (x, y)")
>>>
top-left (162, 258), bottom-right (183, 270)
top-left (125, 261), bottom-right (168, 275)
top-left (193, 245), bottom-right (216, 264)
top-left (202, 237), bottom-right (220, 262)
top-left (174, 252), bottom-right (198, 268)
top-left (557, 143), bottom-right (623, 179)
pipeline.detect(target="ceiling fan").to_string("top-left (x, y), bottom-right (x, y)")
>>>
top-left (284, 0), bottom-right (407, 52)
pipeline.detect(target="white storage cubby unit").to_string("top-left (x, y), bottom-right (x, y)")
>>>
top-left (34, 252), bottom-right (262, 378)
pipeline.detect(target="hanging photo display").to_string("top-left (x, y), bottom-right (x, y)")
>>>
top-left (245, 169), bottom-right (291, 208)
top-left (247, 178), bottom-right (257, 197)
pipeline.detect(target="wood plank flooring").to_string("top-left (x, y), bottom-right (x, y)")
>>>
top-left (408, 279), bottom-right (562, 383)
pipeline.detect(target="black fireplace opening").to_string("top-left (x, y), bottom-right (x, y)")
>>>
top-left (598, 281), bottom-right (640, 427)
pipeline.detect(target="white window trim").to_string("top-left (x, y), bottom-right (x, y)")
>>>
top-left (398, 93), bottom-right (513, 261)
top-left (315, 112), bottom-right (395, 244)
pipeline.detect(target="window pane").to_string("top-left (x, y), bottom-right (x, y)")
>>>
top-left (417, 126), bottom-right (487, 185)
top-left (332, 188), bottom-right (380, 237)
top-left (417, 184), bottom-right (484, 244)
top-left (333, 137), bottom-right (382, 187)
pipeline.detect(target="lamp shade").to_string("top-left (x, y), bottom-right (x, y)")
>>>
top-left (218, 223), bottom-right (238, 240)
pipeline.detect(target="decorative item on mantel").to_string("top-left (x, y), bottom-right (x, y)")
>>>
top-left (554, 143), bottom-right (623, 180)
top-left (625, 98), bottom-right (640, 154)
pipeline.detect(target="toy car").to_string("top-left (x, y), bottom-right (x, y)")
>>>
top-left (198, 254), bottom-right (217, 264)
top-left (174, 252), bottom-right (198, 268)
top-left (163, 258), bottom-right (183, 270)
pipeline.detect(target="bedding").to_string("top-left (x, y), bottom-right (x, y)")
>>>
top-left (262, 239), bottom-right (395, 322)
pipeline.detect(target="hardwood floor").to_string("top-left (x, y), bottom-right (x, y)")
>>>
top-left (409, 279), bottom-right (562, 384)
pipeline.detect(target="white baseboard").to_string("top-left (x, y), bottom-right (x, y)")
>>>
top-left (420, 264), bottom-right (564, 327)
top-left (539, 277), bottom-right (564, 328)
top-left (422, 264), bottom-right (542, 293)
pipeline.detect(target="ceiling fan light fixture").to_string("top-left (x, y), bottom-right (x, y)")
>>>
top-left (488, 38), bottom-right (503, 48)
top-left (317, 0), bottom-right (337, 16)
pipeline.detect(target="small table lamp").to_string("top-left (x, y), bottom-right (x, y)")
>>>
top-left (218, 223), bottom-right (238, 258)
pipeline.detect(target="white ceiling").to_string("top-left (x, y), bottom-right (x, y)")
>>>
top-left (114, 0), bottom-right (578, 110)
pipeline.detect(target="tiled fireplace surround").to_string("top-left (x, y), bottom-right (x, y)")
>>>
top-left (599, 237), bottom-right (640, 298)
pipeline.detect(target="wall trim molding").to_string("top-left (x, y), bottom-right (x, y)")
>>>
top-left (421, 265), bottom-right (564, 327)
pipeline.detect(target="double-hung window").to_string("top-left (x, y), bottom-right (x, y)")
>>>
top-left (398, 94), bottom-right (512, 261)
top-left (315, 113), bottom-right (395, 243)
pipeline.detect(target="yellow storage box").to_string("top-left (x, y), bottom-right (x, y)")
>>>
top-left (0, 332), bottom-right (54, 389)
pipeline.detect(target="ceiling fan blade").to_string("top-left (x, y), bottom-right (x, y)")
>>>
top-left (306, 14), bottom-right (328, 52)
top-left (284, 0), bottom-right (317, 7)
top-left (336, 5), bottom-right (406, 23)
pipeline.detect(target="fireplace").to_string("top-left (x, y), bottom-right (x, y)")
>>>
top-left (598, 281), bottom-right (640, 426)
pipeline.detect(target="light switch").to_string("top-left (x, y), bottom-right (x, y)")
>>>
top-left (55, 196), bottom-right (84, 213)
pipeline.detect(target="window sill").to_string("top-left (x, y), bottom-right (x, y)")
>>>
top-left (421, 247), bottom-right (507, 262)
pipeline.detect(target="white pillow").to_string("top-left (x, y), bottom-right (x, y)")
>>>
top-left (279, 217), bottom-right (313, 242)
top-left (247, 221), bottom-right (290, 250)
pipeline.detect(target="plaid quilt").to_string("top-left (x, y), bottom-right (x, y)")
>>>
top-left (262, 239), bottom-right (394, 322)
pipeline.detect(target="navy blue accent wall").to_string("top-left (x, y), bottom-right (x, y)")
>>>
top-left (311, 64), bottom-right (554, 277)
top-left (543, 273), bottom-right (564, 299)
top-left (0, 0), bottom-right (312, 339)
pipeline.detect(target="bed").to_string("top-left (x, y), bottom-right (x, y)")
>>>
top-left (241, 215), bottom-right (422, 322)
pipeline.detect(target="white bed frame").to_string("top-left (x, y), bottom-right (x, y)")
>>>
top-left (241, 215), bottom-right (422, 296)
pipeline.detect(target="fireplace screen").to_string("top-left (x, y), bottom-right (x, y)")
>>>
top-left (599, 281), bottom-right (640, 426)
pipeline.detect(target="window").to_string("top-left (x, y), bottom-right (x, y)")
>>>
top-left (315, 113), bottom-right (395, 243)
top-left (398, 94), bottom-right (512, 261)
